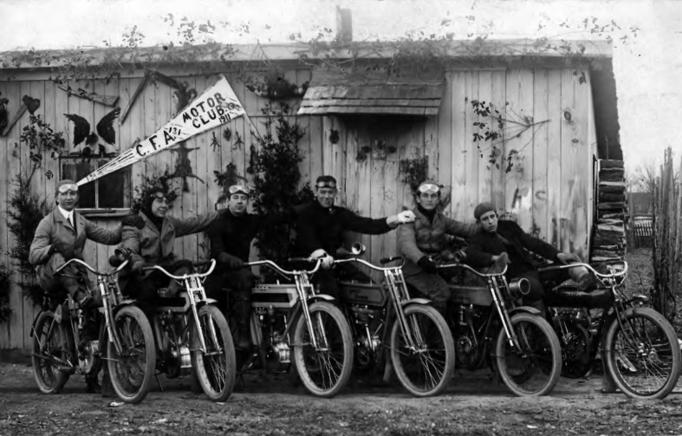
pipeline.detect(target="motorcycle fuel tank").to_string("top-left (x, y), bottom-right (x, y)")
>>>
top-left (252, 284), bottom-right (298, 309)
top-left (338, 281), bottom-right (386, 307)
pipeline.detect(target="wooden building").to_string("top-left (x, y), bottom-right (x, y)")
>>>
top-left (0, 39), bottom-right (621, 350)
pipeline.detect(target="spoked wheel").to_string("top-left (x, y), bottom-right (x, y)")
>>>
top-left (495, 312), bottom-right (562, 396)
top-left (31, 311), bottom-right (72, 394)
top-left (292, 301), bottom-right (353, 397)
top-left (604, 307), bottom-right (681, 399)
top-left (106, 305), bottom-right (156, 403)
top-left (190, 305), bottom-right (236, 401)
top-left (390, 304), bottom-right (455, 397)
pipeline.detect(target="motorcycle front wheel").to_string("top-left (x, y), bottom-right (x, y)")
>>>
top-left (107, 305), bottom-right (156, 404)
top-left (604, 307), bottom-right (681, 399)
top-left (292, 301), bottom-right (353, 397)
top-left (190, 304), bottom-right (236, 402)
top-left (31, 311), bottom-right (72, 394)
top-left (495, 312), bottom-right (562, 396)
top-left (390, 304), bottom-right (455, 397)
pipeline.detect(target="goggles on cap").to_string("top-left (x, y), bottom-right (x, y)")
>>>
top-left (228, 184), bottom-right (250, 195)
top-left (57, 184), bottom-right (79, 195)
top-left (316, 181), bottom-right (337, 190)
top-left (151, 192), bottom-right (170, 204)
top-left (417, 183), bottom-right (440, 195)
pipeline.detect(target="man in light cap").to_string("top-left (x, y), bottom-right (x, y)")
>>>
top-left (29, 179), bottom-right (127, 393)
top-left (465, 201), bottom-right (593, 309)
top-left (204, 183), bottom-right (264, 349)
top-left (397, 180), bottom-right (478, 314)
top-left (294, 175), bottom-right (416, 297)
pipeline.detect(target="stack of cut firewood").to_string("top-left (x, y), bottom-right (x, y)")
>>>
top-left (591, 159), bottom-right (626, 263)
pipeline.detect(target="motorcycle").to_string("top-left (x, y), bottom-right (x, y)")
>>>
top-left (335, 245), bottom-right (455, 397)
top-left (438, 262), bottom-right (562, 396)
top-left (143, 259), bottom-right (236, 401)
top-left (31, 258), bottom-right (155, 403)
top-left (240, 257), bottom-right (354, 397)
top-left (542, 261), bottom-right (682, 399)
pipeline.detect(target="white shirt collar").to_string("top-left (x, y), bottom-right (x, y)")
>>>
top-left (57, 205), bottom-right (74, 222)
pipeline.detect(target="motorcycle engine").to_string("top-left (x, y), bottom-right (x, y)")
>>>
top-left (349, 305), bottom-right (383, 370)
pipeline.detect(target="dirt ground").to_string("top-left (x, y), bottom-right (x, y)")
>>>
top-left (3, 356), bottom-right (682, 435)
top-left (3, 248), bottom-right (682, 435)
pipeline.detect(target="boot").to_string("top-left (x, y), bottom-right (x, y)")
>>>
top-left (233, 298), bottom-right (252, 350)
top-left (85, 374), bottom-right (101, 393)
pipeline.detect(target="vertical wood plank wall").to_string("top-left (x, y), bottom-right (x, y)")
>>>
top-left (0, 65), bottom-right (596, 350)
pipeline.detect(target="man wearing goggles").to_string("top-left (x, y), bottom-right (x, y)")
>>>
top-left (294, 175), bottom-right (416, 297)
top-left (29, 179), bottom-right (126, 393)
top-left (397, 180), bottom-right (478, 315)
top-left (204, 183), bottom-right (262, 349)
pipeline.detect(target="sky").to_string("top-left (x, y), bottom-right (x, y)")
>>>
top-left (1, 0), bottom-right (681, 177)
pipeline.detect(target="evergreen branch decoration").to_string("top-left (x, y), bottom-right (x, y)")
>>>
top-left (0, 265), bottom-right (10, 323)
top-left (247, 103), bottom-right (313, 262)
top-left (6, 172), bottom-right (49, 307)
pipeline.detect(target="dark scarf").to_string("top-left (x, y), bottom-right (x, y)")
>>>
top-left (417, 204), bottom-right (436, 223)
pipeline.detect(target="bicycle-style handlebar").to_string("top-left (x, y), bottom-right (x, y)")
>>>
top-left (537, 261), bottom-right (628, 279)
top-left (437, 262), bottom-right (509, 277)
top-left (244, 258), bottom-right (322, 276)
top-left (56, 257), bottom-right (129, 277)
top-left (334, 256), bottom-right (405, 271)
top-left (143, 259), bottom-right (217, 279)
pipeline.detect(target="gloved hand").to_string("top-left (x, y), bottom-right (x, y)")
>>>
top-left (309, 249), bottom-right (334, 269)
top-left (121, 213), bottom-right (145, 229)
top-left (557, 252), bottom-right (581, 265)
top-left (218, 252), bottom-right (244, 269)
top-left (387, 210), bottom-right (416, 226)
top-left (491, 252), bottom-right (510, 268)
top-left (49, 240), bottom-right (68, 257)
top-left (131, 260), bottom-right (145, 273)
top-left (417, 255), bottom-right (438, 273)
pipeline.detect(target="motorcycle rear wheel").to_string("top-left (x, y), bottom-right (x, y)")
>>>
top-left (292, 301), bottom-right (353, 397)
top-left (495, 312), bottom-right (562, 396)
top-left (107, 305), bottom-right (156, 404)
top-left (390, 304), bottom-right (455, 397)
top-left (31, 311), bottom-right (72, 394)
top-left (604, 307), bottom-right (681, 400)
top-left (190, 305), bottom-right (236, 402)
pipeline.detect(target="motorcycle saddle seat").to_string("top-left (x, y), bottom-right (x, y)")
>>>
top-left (545, 284), bottom-right (613, 308)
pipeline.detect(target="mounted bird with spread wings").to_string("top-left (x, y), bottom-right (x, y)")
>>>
top-left (64, 107), bottom-right (120, 157)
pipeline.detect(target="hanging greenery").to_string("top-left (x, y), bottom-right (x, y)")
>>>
top-left (399, 155), bottom-right (429, 194)
top-left (131, 168), bottom-right (179, 213)
top-left (247, 103), bottom-right (313, 261)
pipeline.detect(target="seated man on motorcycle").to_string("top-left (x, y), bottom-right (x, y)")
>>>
top-left (29, 179), bottom-right (132, 393)
top-left (293, 175), bottom-right (415, 297)
top-left (203, 183), bottom-right (269, 350)
top-left (464, 202), bottom-right (594, 310)
top-left (116, 182), bottom-right (222, 312)
top-left (396, 181), bottom-right (478, 315)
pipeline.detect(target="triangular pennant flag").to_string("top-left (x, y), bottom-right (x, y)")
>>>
top-left (77, 74), bottom-right (245, 186)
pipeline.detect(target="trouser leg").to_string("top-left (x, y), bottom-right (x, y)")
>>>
top-left (404, 272), bottom-right (451, 316)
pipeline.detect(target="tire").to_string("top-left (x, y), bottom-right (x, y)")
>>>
top-left (390, 304), bottom-right (455, 397)
top-left (106, 305), bottom-right (156, 404)
top-left (292, 301), bottom-right (353, 397)
top-left (31, 311), bottom-right (72, 394)
top-left (190, 305), bottom-right (236, 401)
top-left (604, 307), bottom-right (681, 399)
top-left (495, 312), bottom-right (562, 396)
